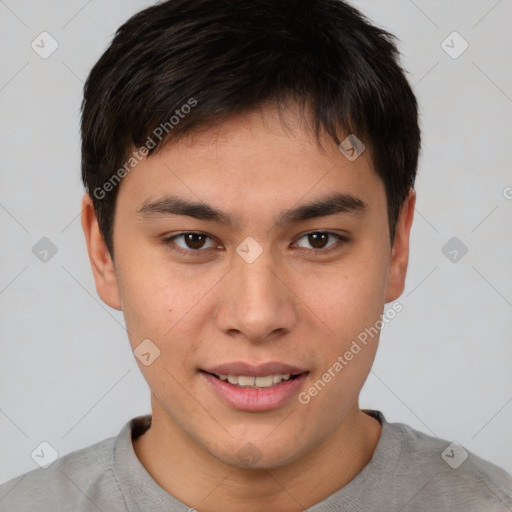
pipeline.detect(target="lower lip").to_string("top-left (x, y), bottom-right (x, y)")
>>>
top-left (201, 372), bottom-right (309, 412)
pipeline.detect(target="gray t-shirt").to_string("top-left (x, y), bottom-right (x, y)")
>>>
top-left (1, 410), bottom-right (511, 511)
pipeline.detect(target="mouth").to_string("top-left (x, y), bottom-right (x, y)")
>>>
top-left (201, 371), bottom-right (305, 388)
top-left (199, 362), bottom-right (309, 411)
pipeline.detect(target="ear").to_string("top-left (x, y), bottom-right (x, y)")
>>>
top-left (81, 194), bottom-right (122, 310)
top-left (385, 188), bottom-right (415, 303)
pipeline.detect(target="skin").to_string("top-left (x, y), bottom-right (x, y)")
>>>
top-left (81, 102), bottom-right (415, 512)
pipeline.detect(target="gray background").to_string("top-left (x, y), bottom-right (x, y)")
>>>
top-left (0, 0), bottom-right (511, 484)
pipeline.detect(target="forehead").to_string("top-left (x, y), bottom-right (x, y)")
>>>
top-left (115, 104), bottom-right (385, 224)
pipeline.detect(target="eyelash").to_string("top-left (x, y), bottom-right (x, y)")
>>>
top-left (162, 231), bottom-right (350, 257)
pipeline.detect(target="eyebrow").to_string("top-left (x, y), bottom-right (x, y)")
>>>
top-left (277, 192), bottom-right (367, 225)
top-left (137, 195), bottom-right (232, 224)
top-left (136, 192), bottom-right (367, 226)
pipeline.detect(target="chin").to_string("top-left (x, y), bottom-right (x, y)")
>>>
top-left (209, 436), bottom-right (307, 471)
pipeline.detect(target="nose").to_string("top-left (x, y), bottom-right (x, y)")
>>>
top-left (214, 245), bottom-right (299, 344)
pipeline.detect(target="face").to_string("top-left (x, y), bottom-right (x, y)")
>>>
top-left (82, 103), bottom-right (413, 470)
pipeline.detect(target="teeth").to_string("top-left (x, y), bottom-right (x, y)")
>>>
top-left (227, 375), bottom-right (239, 385)
top-left (255, 376), bottom-right (273, 387)
top-left (218, 373), bottom-right (293, 388)
top-left (238, 376), bottom-right (255, 386)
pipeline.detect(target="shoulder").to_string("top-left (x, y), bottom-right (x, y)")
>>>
top-left (0, 433), bottom-right (125, 512)
top-left (387, 417), bottom-right (512, 510)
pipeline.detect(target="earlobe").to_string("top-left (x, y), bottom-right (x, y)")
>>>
top-left (385, 188), bottom-right (416, 303)
top-left (81, 194), bottom-right (122, 311)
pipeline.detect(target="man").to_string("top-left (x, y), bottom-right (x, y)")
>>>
top-left (1, 0), bottom-right (510, 510)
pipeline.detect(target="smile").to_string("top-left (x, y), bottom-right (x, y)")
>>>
top-left (208, 373), bottom-right (300, 388)
top-left (200, 364), bottom-right (309, 412)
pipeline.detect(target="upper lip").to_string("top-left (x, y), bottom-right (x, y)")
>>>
top-left (202, 361), bottom-right (308, 377)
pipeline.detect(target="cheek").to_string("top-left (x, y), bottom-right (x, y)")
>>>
top-left (115, 252), bottom-right (217, 370)
top-left (296, 239), bottom-right (389, 401)
top-left (303, 253), bottom-right (388, 342)
top-left (116, 266), bottom-right (201, 406)
top-left (297, 268), bottom-right (384, 422)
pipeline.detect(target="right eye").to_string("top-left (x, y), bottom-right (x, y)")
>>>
top-left (163, 232), bottom-right (221, 255)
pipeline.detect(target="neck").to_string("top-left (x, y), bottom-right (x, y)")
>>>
top-left (133, 400), bottom-right (382, 512)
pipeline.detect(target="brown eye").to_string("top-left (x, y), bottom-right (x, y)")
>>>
top-left (294, 231), bottom-right (348, 252)
top-left (165, 232), bottom-right (217, 252)
top-left (182, 233), bottom-right (207, 250)
top-left (307, 232), bottom-right (329, 249)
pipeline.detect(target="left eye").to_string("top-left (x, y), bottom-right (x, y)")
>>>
top-left (167, 232), bottom-right (217, 251)
top-left (294, 232), bottom-right (346, 251)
